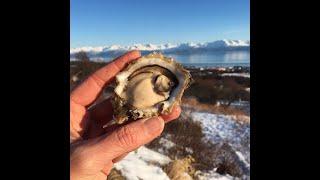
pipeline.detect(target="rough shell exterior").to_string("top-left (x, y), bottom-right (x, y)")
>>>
top-left (112, 52), bottom-right (191, 124)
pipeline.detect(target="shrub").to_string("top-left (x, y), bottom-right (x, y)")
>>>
top-left (147, 111), bottom-right (250, 177)
top-left (184, 76), bottom-right (250, 106)
top-left (70, 61), bottom-right (107, 91)
top-left (185, 78), bottom-right (219, 104)
top-left (148, 114), bottom-right (216, 170)
top-left (75, 51), bottom-right (90, 62)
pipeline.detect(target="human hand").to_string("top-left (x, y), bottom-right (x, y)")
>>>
top-left (70, 51), bottom-right (181, 180)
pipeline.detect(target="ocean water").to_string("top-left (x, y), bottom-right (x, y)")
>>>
top-left (78, 50), bottom-right (250, 67)
top-left (167, 51), bottom-right (250, 67)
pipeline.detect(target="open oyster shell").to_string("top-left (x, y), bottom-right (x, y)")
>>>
top-left (111, 52), bottom-right (191, 124)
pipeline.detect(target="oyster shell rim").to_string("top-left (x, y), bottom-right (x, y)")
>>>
top-left (112, 52), bottom-right (191, 124)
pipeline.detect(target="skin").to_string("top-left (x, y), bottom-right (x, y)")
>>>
top-left (70, 50), bottom-right (181, 180)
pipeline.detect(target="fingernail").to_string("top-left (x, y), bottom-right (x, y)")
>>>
top-left (143, 117), bottom-right (164, 135)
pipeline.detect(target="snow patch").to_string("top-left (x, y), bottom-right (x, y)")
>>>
top-left (190, 112), bottom-right (250, 164)
top-left (114, 146), bottom-right (171, 180)
top-left (220, 73), bottom-right (250, 78)
top-left (159, 137), bottom-right (176, 150)
top-left (236, 151), bottom-right (250, 169)
top-left (154, 137), bottom-right (177, 155)
top-left (195, 170), bottom-right (236, 180)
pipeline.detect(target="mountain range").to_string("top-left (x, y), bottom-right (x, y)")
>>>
top-left (70, 39), bottom-right (250, 59)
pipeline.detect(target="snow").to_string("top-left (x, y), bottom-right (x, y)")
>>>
top-left (205, 40), bottom-right (249, 48)
top-left (106, 45), bottom-right (123, 50)
top-left (235, 151), bottom-right (250, 169)
top-left (216, 101), bottom-right (249, 107)
top-left (191, 112), bottom-right (243, 143)
top-left (134, 146), bottom-right (171, 165)
top-left (113, 145), bottom-right (238, 180)
top-left (112, 111), bottom-right (250, 180)
top-left (220, 73), bottom-right (250, 78)
top-left (158, 137), bottom-right (176, 150)
top-left (195, 170), bottom-right (236, 180)
top-left (190, 112), bottom-right (250, 164)
top-left (114, 146), bottom-right (171, 180)
top-left (70, 39), bottom-right (250, 54)
top-left (70, 46), bottom-right (105, 54)
top-left (230, 101), bottom-right (250, 107)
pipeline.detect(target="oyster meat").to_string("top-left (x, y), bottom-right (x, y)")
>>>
top-left (111, 52), bottom-right (191, 124)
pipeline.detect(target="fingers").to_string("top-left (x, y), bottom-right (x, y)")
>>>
top-left (71, 50), bottom-right (141, 107)
top-left (100, 162), bottom-right (114, 176)
top-left (83, 98), bottom-right (181, 140)
top-left (93, 116), bottom-right (165, 161)
top-left (71, 108), bottom-right (180, 176)
top-left (112, 153), bottom-right (129, 163)
top-left (161, 105), bottom-right (181, 123)
top-left (91, 99), bottom-right (181, 125)
top-left (88, 98), bottom-right (181, 138)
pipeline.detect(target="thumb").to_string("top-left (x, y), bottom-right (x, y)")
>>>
top-left (94, 116), bottom-right (165, 161)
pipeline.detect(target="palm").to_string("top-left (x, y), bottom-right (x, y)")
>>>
top-left (72, 98), bottom-right (117, 141)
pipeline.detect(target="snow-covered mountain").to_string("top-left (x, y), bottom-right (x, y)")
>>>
top-left (70, 40), bottom-right (250, 56)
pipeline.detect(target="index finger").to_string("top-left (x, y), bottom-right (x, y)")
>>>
top-left (71, 50), bottom-right (141, 107)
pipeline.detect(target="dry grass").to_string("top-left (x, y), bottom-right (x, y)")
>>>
top-left (182, 97), bottom-right (247, 116)
top-left (184, 76), bottom-right (250, 107)
top-left (148, 113), bottom-right (218, 171)
top-left (164, 155), bottom-right (195, 180)
top-left (150, 110), bottom-right (249, 175)
top-left (107, 168), bottom-right (125, 180)
top-left (147, 111), bottom-right (249, 177)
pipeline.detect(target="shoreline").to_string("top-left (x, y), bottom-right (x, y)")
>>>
top-left (70, 60), bottom-right (250, 71)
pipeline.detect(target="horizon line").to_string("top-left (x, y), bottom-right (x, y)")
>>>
top-left (70, 39), bottom-right (250, 49)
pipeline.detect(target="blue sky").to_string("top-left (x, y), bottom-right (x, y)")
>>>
top-left (71, 0), bottom-right (249, 48)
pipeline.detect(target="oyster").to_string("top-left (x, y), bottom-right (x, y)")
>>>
top-left (111, 52), bottom-right (191, 124)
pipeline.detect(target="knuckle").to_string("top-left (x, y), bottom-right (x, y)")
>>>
top-left (115, 126), bottom-right (137, 148)
top-left (89, 74), bottom-right (104, 88)
top-left (109, 61), bottom-right (121, 72)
